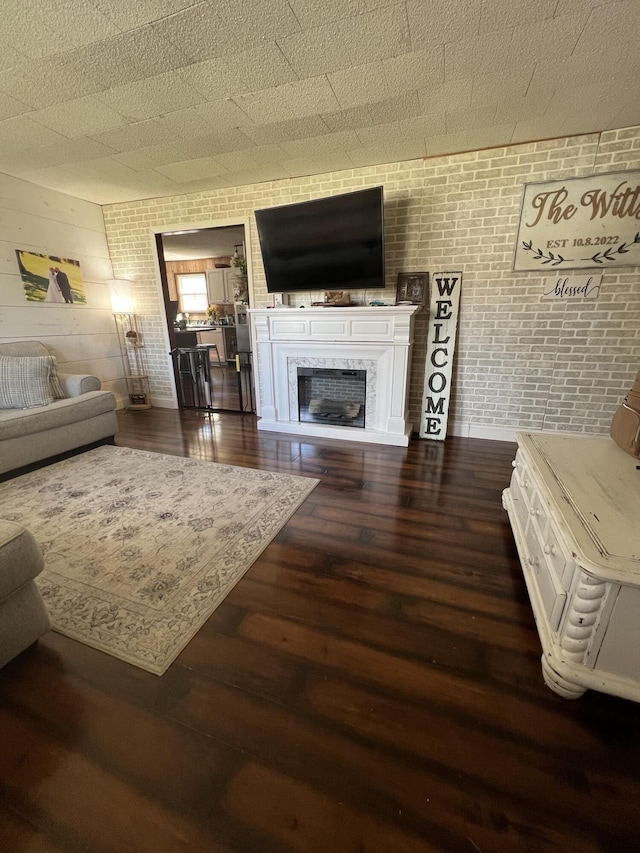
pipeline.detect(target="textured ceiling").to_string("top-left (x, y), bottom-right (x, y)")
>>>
top-left (0, 0), bottom-right (637, 205)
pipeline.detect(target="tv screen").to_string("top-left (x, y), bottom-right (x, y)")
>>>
top-left (255, 186), bottom-right (384, 293)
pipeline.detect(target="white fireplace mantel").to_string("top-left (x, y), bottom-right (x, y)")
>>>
top-left (248, 305), bottom-right (420, 446)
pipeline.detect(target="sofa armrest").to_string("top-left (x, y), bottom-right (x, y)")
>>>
top-left (0, 519), bottom-right (44, 600)
top-left (57, 372), bottom-right (101, 397)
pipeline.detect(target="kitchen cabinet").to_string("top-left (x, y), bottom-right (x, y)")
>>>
top-left (206, 268), bottom-right (242, 304)
top-left (503, 432), bottom-right (640, 702)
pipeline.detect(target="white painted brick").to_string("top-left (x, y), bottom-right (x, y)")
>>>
top-left (102, 126), bottom-right (640, 435)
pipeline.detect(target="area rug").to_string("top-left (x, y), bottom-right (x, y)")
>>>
top-left (0, 446), bottom-right (319, 675)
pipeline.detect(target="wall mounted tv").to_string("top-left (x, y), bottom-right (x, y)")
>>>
top-left (254, 186), bottom-right (384, 293)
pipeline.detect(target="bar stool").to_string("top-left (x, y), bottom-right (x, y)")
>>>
top-left (204, 343), bottom-right (223, 367)
top-left (172, 346), bottom-right (208, 407)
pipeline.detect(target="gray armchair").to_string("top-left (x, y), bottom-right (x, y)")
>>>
top-left (0, 519), bottom-right (50, 667)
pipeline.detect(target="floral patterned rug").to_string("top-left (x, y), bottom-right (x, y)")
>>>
top-left (0, 446), bottom-right (319, 674)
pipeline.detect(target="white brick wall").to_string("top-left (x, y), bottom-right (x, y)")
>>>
top-left (103, 126), bottom-right (640, 436)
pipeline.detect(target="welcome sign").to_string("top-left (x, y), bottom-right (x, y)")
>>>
top-left (420, 271), bottom-right (462, 441)
top-left (514, 170), bottom-right (640, 271)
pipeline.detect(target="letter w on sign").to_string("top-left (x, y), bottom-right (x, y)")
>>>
top-left (420, 272), bottom-right (462, 440)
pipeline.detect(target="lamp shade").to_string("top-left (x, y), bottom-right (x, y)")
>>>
top-left (108, 279), bottom-right (134, 313)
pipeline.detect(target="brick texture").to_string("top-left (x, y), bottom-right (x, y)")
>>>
top-left (103, 126), bottom-right (640, 436)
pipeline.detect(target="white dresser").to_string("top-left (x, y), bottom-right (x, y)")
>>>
top-left (503, 433), bottom-right (640, 701)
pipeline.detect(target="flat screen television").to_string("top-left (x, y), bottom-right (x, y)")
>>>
top-left (254, 186), bottom-right (384, 293)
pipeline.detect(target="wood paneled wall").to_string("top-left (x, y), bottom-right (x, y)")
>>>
top-left (0, 173), bottom-right (123, 403)
top-left (165, 257), bottom-right (231, 302)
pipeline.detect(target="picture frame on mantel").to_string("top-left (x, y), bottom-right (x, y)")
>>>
top-left (396, 272), bottom-right (428, 305)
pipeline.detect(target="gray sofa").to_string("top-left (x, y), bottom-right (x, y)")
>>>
top-left (0, 518), bottom-right (50, 667)
top-left (0, 340), bottom-right (117, 477)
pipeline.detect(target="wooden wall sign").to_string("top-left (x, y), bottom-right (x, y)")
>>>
top-left (514, 170), bottom-right (640, 271)
top-left (542, 273), bottom-right (602, 301)
top-left (420, 271), bottom-right (462, 441)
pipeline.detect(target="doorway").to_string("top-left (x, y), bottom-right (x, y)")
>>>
top-left (155, 222), bottom-right (255, 414)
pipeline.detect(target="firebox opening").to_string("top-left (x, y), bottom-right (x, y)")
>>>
top-left (297, 367), bottom-right (366, 428)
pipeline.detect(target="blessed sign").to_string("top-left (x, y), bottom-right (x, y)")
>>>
top-left (514, 170), bottom-right (640, 271)
top-left (542, 274), bottom-right (602, 301)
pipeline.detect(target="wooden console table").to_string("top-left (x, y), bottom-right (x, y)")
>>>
top-left (503, 433), bottom-right (640, 701)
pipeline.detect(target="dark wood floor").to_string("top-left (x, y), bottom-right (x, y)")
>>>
top-left (1, 409), bottom-right (639, 853)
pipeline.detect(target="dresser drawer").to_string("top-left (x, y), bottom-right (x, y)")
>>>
top-left (527, 488), bottom-right (547, 528)
top-left (520, 471), bottom-right (571, 590)
top-left (514, 453), bottom-right (537, 509)
top-left (506, 472), bottom-right (529, 533)
top-left (525, 522), bottom-right (567, 630)
top-left (511, 449), bottom-right (529, 489)
top-left (542, 519), bottom-right (571, 589)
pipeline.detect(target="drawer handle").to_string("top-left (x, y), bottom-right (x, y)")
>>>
top-left (530, 507), bottom-right (541, 516)
top-left (543, 544), bottom-right (558, 556)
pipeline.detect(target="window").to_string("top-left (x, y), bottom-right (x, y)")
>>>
top-left (176, 273), bottom-right (207, 312)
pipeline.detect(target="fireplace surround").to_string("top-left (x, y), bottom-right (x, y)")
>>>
top-left (249, 305), bottom-right (420, 446)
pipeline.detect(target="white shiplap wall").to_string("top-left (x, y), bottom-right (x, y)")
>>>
top-left (0, 173), bottom-right (123, 402)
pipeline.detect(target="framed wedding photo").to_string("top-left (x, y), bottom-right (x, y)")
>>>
top-left (396, 271), bottom-right (428, 305)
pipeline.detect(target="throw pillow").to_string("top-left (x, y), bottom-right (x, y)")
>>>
top-left (49, 356), bottom-right (66, 399)
top-left (0, 356), bottom-right (55, 409)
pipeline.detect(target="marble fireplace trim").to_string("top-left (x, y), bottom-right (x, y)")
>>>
top-left (287, 357), bottom-right (378, 424)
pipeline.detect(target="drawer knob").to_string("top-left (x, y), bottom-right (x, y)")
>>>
top-left (543, 544), bottom-right (558, 556)
top-left (543, 544), bottom-right (551, 554)
top-left (512, 460), bottom-right (517, 468)
top-left (524, 478), bottom-right (530, 488)
top-left (527, 555), bottom-right (539, 568)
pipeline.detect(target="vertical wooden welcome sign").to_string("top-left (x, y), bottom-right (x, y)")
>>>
top-left (420, 271), bottom-right (462, 440)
